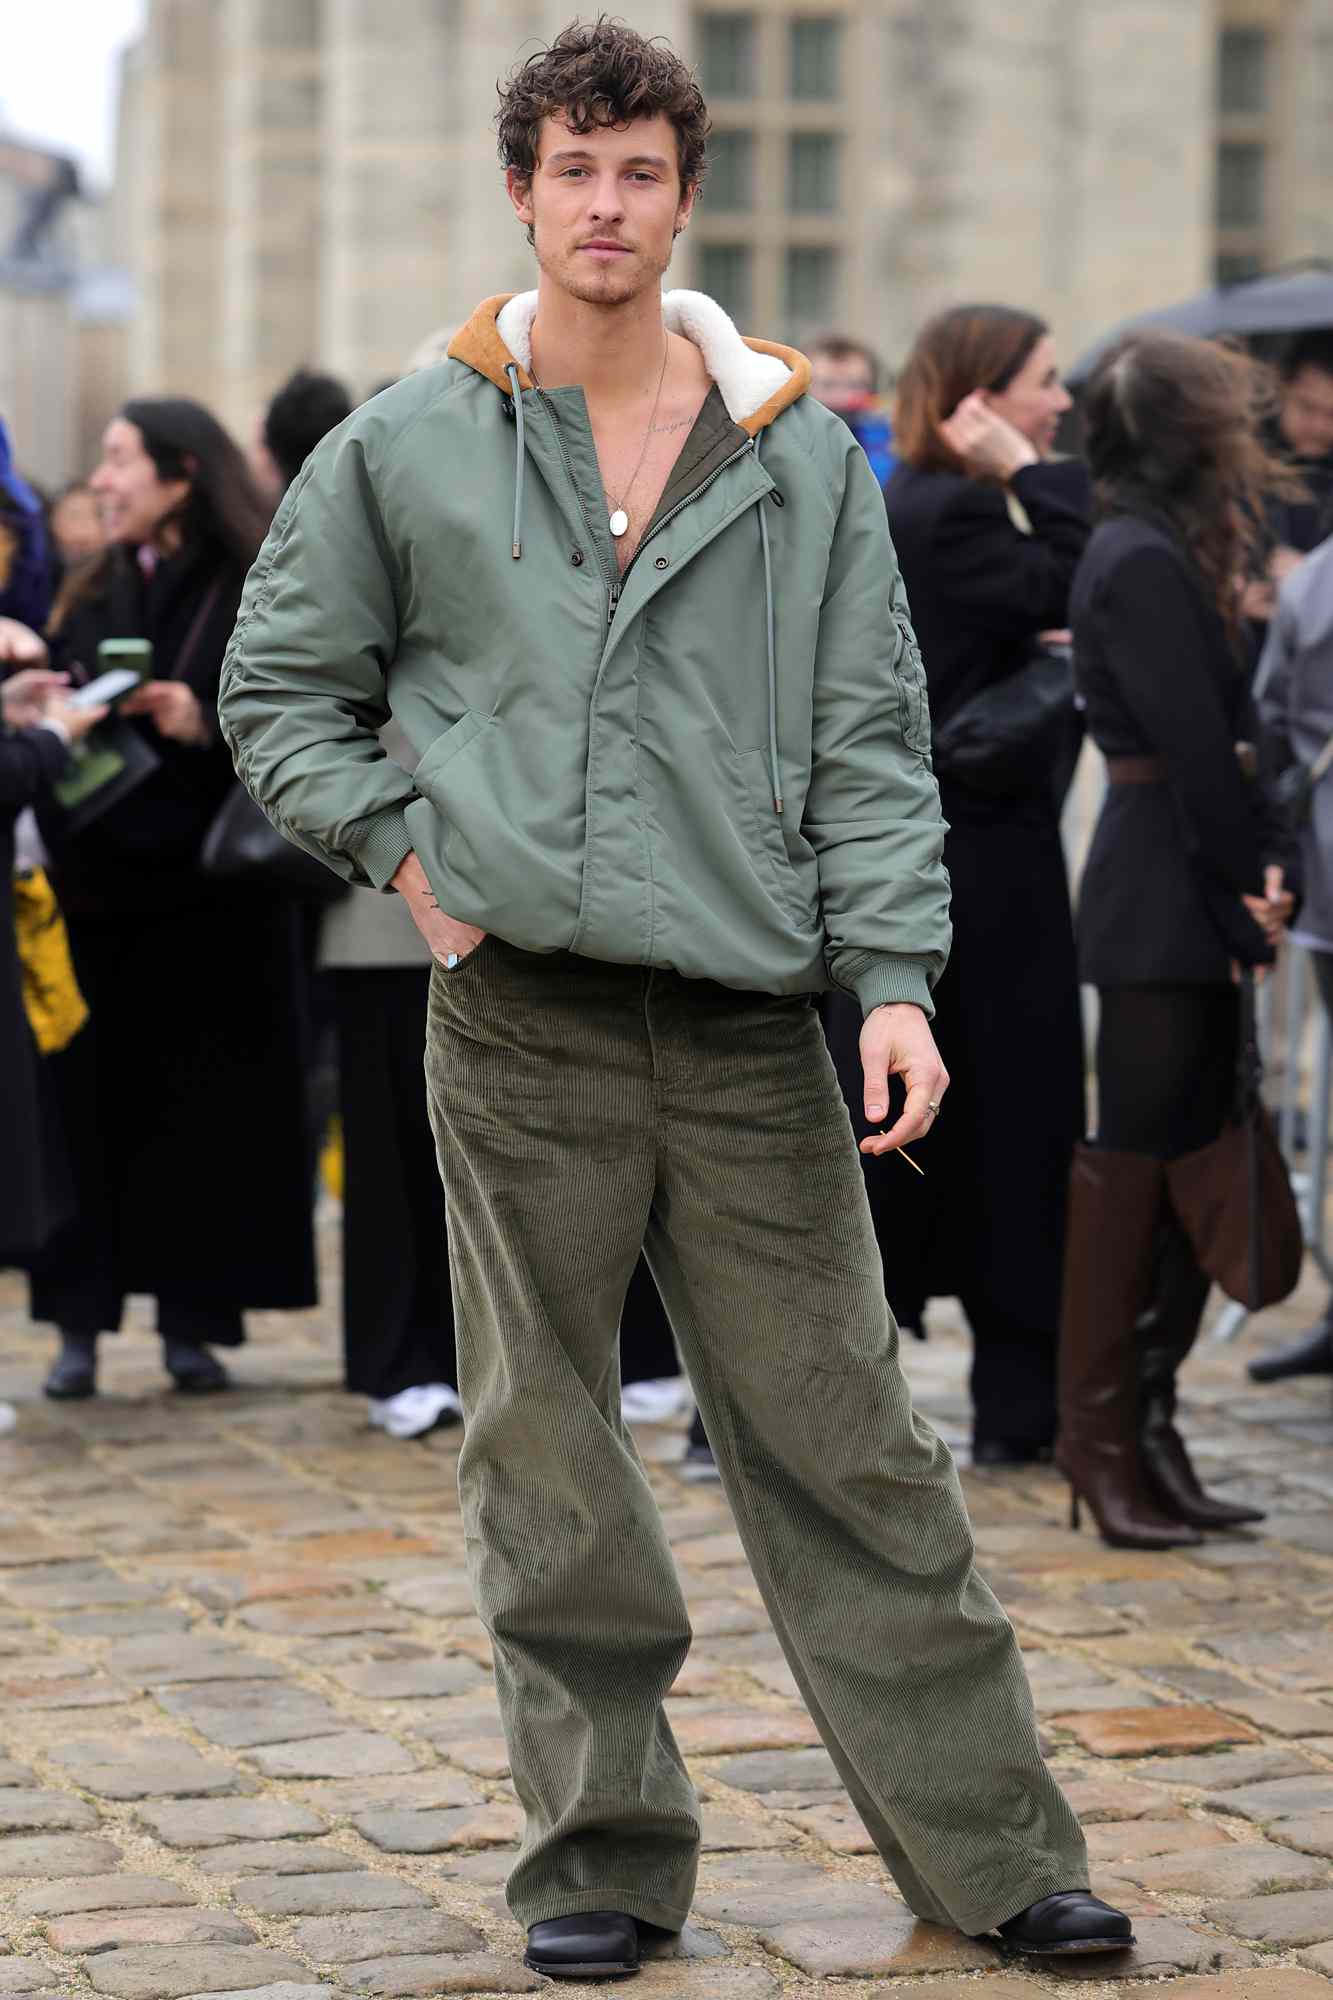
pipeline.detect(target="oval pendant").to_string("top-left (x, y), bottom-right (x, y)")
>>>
top-left (608, 508), bottom-right (629, 539)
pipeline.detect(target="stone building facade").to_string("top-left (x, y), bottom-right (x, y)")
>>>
top-left (121, 0), bottom-right (1333, 439)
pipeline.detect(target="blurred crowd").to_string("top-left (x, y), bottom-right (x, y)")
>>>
top-left (3, 303), bottom-right (1333, 1543)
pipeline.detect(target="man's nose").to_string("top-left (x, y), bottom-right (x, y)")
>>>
top-left (586, 177), bottom-right (625, 220)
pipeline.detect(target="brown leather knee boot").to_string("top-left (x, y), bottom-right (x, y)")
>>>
top-left (1056, 1145), bottom-right (1203, 1550)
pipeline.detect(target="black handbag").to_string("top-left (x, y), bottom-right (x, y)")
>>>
top-left (201, 786), bottom-right (348, 903)
top-left (930, 641), bottom-right (1077, 794)
top-left (1165, 971), bottom-right (1303, 1311)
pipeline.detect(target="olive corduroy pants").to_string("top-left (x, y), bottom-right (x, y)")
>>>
top-left (424, 939), bottom-right (1088, 1935)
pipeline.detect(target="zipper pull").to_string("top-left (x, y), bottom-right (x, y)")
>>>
top-left (607, 584), bottom-right (621, 626)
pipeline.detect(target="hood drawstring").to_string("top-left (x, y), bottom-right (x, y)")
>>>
top-left (755, 434), bottom-right (782, 815)
top-left (506, 364), bottom-right (525, 560)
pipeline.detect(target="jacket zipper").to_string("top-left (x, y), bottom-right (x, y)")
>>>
top-left (608, 441), bottom-right (757, 625)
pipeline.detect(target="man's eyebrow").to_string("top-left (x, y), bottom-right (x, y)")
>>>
top-left (543, 148), bottom-right (672, 169)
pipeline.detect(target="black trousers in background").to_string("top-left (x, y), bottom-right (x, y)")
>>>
top-left (334, 969), bottom-right (457, 1399)
top-left (1095, 983), bottom-right (1238, 1159)
top-left (621, 1254), bottom-right (680, 1385)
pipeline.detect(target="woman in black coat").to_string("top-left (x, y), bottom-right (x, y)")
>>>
top-left (825, 305), bottom-right (1088, 1463)
top-left (1059, 331), bottom-right (1294, 1548)
top-left (29, 399), bottom-right (316, 1399)
top-left (0, 644), bottom-right (105, 1273)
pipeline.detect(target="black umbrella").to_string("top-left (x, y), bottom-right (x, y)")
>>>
top-left (1066, 262), bottom-right (1333, 387)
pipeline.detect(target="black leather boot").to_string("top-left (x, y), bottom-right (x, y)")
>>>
top-left (1248, 1316), bottom-right (1333, 1383)
top-left (163, 1341), bottom-right (230, 1394)
top-left (1138, 1217), bottom-right (1265, 1529)
top-left (524, 1913), bottom-right (640, 1979)
top-left (44, 1330), bottom-right (98, 1401)
top-left (995, 1891), bottom-right (1134, 1955)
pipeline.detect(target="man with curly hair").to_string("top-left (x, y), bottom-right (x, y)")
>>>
top-left (220, 18), bottom-right (1129, 1981)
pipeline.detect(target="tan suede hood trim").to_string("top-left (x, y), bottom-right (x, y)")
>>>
top-left (447, 295), bottom-right (809, 436)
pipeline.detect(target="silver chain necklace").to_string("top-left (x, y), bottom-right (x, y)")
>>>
top-left (530, 336), bottom-right (670, 540)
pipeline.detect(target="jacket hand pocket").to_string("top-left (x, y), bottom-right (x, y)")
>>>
top-left (413, 710), bottom-right (493, 804)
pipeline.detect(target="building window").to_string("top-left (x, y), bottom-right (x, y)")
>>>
top-left (700, 243), bottom-right (753, 323)
top-left (706, 130), bottom-right (754, 212)
top-left (785, 245), bottom-right (837, 326)
top-left (699, 13), bottom-right (756, 97)
top-left (1218, 26), bottom-right (1269, 117)
top-left (790, 17), bottom-right (841, 99)
top-left (1216, 250), bottom-right (1263, 286)
top-left (788, 133), bottom-right (839, 213)
top-left (1217, 141), bottom-right (1265, 230)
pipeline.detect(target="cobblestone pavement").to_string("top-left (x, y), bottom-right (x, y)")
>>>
top-left (1, 1237), bottom-right (1332, 2000)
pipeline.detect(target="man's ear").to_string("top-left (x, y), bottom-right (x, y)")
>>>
top-left (675, 181), bottom-right (698, 235)
top-left (505, 167), bottom-right (535, 228)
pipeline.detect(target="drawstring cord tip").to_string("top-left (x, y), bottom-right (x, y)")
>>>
top-left (773, 795), bottom-right (784, 815)
top-left (512, 542), bottom-right (522, 561)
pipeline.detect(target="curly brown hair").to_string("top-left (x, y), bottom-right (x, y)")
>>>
top-left (1083, 331), bottom-right (1303, 643)
top-left (496, 17), bottom-right (709, 196)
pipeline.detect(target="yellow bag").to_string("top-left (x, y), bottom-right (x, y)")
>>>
top-left (13, 867), bottom-right (88, 1054)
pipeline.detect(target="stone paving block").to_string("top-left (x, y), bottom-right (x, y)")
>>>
top-left (195, 1843), bottom-right (365, 1878)
top-left (333, 1661), bottom-right (486, 1701)
top-left (50, 1740), bottom-right (244, 1801)
top-left (761, 1912), bottom-right (995, 1976)
top-left (135, 1802), bottom-right (327, 1849)
top-left (178, 1989), bottom-right (331, 2000)
top-left (1, 1674), bottom-right (134, 1709)
top-left (1114, 1974), bottom-right (1333, 2000)
top-left (108, 1641), bottom-right (285, 1687)
top-left (1120, 1842), bottom-right (1330, 1897)
top-left (438, 1852), bottom-right (513, 1889)
top-left (778, 1800), bottom-right (877, 1854)
top-left (1271, 1816), bottom-right (1333, 1860)
top-left (279, 1532), bottom-right (442, 1566)
top-left (237, 1874), bottom-right (429, 1917)
top-left (1041, 1916), bottom-right (1255, 1978)
top-left (0, 1833), bottom-right (122, 1877)
top-left (1207, 1889), bottom-right (1333, 1944)
top-left (1009, 1599), bottom-right (1126, 1638)
top-left (16, 1875), bottom-right (197, 1917)
top-left (290, 1911), bottom-right (485, 1963)
top-left (351, 1805), bottom-right (523, 1853)
top-left (687, 1601), bottom-right (771, 1639)
top-left (238, 1602), bottom-right (411, 1639)
top-left (1057, 1704), bottom-right (1258, 1757)
top-left (3, 1562), bottom-right (159, 1610)
top-left (154, 1681), bottom-right (346, 1750)
top-left (340, 1955), bottom-right (542, 1995)
top-left (0, 1536), bottom-right (85, 1567)
top-left (699, 1810), bottom-right (787, 1853)
top-left (1084, 1818), bottom-right (1234, 1862)
top-left (1210, 1777), bottom-right (1333, 1822)
top-left (634, 1969), bottom-right (779, 1999)
top-left (248, 1735), bottom-right (415, 1780)
top-left (0, 1789), bottom-right (100, 1831)
top-left (84, 1946), bottom-right (309, 1998)
top-left (705, 1748), bottom-right (840, 1794)
top-left (1299, 1943), bottom-right (1333, 1974)
top-left (0, 1650), bottom-right (91, 1681)
top-left (379, 1576), bottom-right (476, 1619)
top-left (54, 1611), bottom-right (193, 1639)
top-left (48, 1912), bottom-right (257, 1954)
top-left (0, 1966), bottom-right (64, 1998)
top-left (283, 1772), bottom-right (481, 1814)
top-left (1217, 1694), bottom-right (1333, 1738)
top-left (0, 1761), bottom-right (34, 1786)
top-left (1038, 1683), bottom-right (1159, 1716)
top-left (427, 1736), bottom-right (509, 1779)
top-left (1132, 1748), bottom-right (1316, 1791)
top-left (692, 1856), bottom-right (891, 1927)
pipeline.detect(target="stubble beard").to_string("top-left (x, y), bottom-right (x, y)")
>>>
top-left (534, 227), bottom-right (676, 311)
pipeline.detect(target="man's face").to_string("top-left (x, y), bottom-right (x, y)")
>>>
top-left (1280, 366), bottom-right (1333, 460)
top-left (507, 113), bottom-right (695, 308)
top-left (811, 352), bottom-right (875, 416)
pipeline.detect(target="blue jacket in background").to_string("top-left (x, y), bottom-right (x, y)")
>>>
top-left (0, 419), bottom-right (52, 631)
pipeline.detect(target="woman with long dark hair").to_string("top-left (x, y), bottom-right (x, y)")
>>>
top-left (1059, 332), bottom-right (1294, 1547)
top-left (825, 304), bottom-right (1089, 1464)
top-left (30, 397), bottom-right (316, 1399)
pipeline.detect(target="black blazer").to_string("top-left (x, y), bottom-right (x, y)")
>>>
top-left (884, 457), bottom-right (1091, 820)
top-left (1072, 511), bottom-right (1284, 985)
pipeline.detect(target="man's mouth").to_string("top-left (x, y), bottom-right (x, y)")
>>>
top-left (580, 240), bottom-right (631, 257)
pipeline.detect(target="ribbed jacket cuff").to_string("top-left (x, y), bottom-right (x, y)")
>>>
top-left (847, 956), bottom-right (935, 1020)
top-left (348, 805), bottom-right (414, 890)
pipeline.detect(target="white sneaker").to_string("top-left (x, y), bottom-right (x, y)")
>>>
top-left (620, 1375), bottom-right (692, 1424)
top-left (0, 1403), bottom-right (14, 1436)
top-left (367, 1383), bottom-right (462, 1439)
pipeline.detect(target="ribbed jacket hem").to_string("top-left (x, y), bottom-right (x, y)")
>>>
top-left (348, 805), bottom-right (413, 889)
top-left (515, 1887), bottom-right (694, 1933)
top-left (845, 954), bottom-right (936, 1019)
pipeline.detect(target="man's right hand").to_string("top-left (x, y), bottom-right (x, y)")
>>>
top-left (391, 850), bottom-right (487, 965)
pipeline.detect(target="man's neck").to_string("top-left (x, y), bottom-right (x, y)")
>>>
top-left (529, 278), bottom-right (668, 405)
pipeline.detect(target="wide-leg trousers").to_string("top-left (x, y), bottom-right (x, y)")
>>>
top-left (424, 939), bottom-right (1087, 1936)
